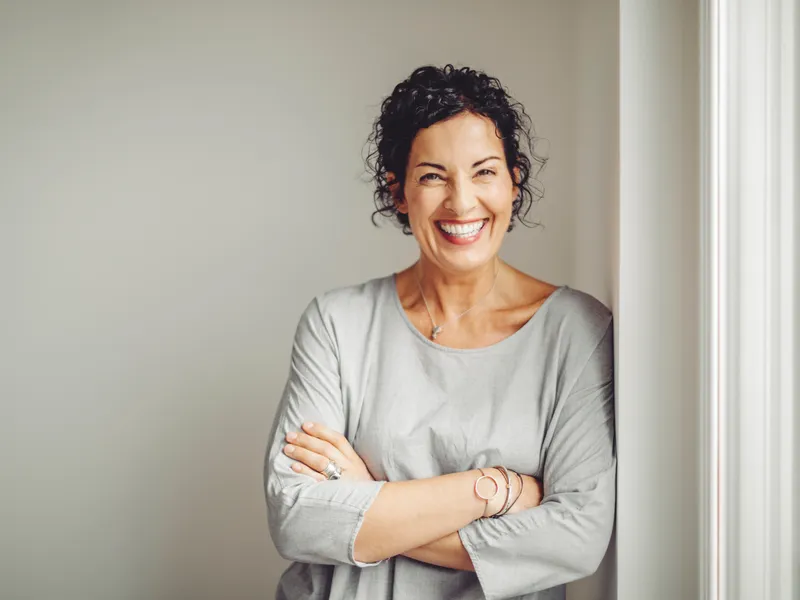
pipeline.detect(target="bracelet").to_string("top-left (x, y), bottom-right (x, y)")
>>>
top-left (474, 468), bottom-right (500, 518)
top-left (499, 470), bottom-right (524, 516)
top-left (490, 466), bottom-right (514, 519)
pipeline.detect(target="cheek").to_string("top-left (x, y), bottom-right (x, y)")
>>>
top-left (487, 190), bottom-right (515, 216)
top-left (406, 189), bottom-right (443, 219)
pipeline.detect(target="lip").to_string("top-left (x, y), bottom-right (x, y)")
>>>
top-left (435, 218), bottom-right (489, 246)
top-left (436, 218), bottom-right (488, 225)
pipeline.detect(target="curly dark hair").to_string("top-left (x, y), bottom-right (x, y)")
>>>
top-left (364, 64), bottom-right (547, 235)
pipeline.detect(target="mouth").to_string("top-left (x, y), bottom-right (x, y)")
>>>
top-left (435, 218), bottom-right (490, 244)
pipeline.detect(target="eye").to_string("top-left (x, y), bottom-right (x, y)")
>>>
top-left (420, 173), bottom-right (443, 182)
top-left (475, 168), bottom-right (496, 177)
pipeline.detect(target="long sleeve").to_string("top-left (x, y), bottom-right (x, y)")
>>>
top-left (263, 296), bottom-right (387, 567)
top-left (458, 320), bottom-right (616, 600)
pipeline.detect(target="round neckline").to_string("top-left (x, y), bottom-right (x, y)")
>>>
top-left (388, 273), bottom-right (568, 354)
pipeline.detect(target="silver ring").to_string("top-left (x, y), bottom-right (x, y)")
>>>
top-left (322, 459), bottom-right (342, 480)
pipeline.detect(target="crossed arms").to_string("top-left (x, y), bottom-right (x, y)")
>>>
top-left (263, 298), bottom-right (616, 599)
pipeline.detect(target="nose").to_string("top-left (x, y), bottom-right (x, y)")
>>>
top-left (443, 177), bottom-right (478, 216)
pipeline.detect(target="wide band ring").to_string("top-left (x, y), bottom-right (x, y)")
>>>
top-left (322, 459), bottom-right (343, 480)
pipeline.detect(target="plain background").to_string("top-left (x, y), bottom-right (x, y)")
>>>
top-left (1, 1), bottom-right (618, 598)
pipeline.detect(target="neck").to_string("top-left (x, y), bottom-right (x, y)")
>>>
top-left (415, 256), bottom-right (501, 321)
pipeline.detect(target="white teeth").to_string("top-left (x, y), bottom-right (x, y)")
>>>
top-left (438, 220), bottom-right (486, 236)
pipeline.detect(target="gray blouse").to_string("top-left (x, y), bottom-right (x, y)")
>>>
top-left (264, 274), bottom-right (616, 600)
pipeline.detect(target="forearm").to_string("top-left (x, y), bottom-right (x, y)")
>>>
top-left (399, 473), bottom-right (542, 571)
top-left (354, 469), bottom-right (489, 564)
top-left (401, 532), bottom-right (474, 571)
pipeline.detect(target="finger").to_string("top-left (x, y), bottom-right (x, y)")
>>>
top-left (284, 444), bottom-right (331, 473)
top-left (301, 422), bottom-right (360, 462)
top-left (286, 431), bottom-right (348, 465)
top-left (289, 461), bottom-right (326, 482)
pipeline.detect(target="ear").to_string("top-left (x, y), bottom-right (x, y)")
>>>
top-left (387, 172), bottom-right (408, 214)
top-left (511, 166), bottom-right (521, 199)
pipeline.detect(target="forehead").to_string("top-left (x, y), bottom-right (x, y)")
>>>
top-left (408, 112), bottom-right (504, 164)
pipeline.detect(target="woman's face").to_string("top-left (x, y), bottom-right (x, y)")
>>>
top-left (391, 111), bottom-right (519, 275)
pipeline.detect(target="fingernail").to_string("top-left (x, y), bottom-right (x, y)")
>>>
top-left (286, 432), bottom-right (297, 441)
top-left (303, 422), bottom-right (314, 429)
top-left (285, 445), bottom-right (294, 454)
top-left (292, 463), bottom-right (302, 472)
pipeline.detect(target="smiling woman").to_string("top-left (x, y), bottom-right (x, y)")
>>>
top-left (393, 115), bottom-right (515, 273)
top-left (263, 64), bottom-right (616, 600)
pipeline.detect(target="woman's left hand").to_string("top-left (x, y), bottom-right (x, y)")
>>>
top-left (283, 422), bottom-right (376, 482)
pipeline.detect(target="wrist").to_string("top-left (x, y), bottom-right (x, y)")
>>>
top-left (491, 467), bottom-right (521, 517)
top-left (485, 467), bottom-right (507, 517)
top-left (475, 467), bottom-right (511, 518)
top-left (472, 468), bottom-right (499, 519)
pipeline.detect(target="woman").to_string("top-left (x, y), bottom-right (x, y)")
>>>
top-left (264, 64), bottom-right (616, 600)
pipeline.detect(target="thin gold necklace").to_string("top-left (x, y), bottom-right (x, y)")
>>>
top-left (414, 259), bottom-right (500, 341)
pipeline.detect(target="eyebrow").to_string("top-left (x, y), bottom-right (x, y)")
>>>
top-left (414, 156), bottom-right (502, 171)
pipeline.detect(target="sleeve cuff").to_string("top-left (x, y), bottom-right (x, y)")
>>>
top-left (348, 480), bottom-right (388, 567)
top-left (269, 478), bottom-right (388, 567)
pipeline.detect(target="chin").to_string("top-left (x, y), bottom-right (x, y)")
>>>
top-left (434, 250), bottom-right (498, 275)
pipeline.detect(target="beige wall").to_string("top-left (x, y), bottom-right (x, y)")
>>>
top-left (1, 1), bottom-right (617, 598)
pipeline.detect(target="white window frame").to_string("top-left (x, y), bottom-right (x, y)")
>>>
top-left (700, 0), bottom-right (797, 599)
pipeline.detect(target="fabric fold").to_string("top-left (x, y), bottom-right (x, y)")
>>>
top-left (264, 297), bottom-right (387, 567)
top-left (458, 323), bottom-right (616, 599)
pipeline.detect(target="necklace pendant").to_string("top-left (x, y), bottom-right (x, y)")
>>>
top-left (431, 325), bottom-right (443, 340)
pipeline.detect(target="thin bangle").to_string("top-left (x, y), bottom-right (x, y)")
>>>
top-left (494, 466), bottom-right (515, 517)
top-left (500, 470), bottom-right (524, 515)
top-left (490, 466), bottom-right (513, 519)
